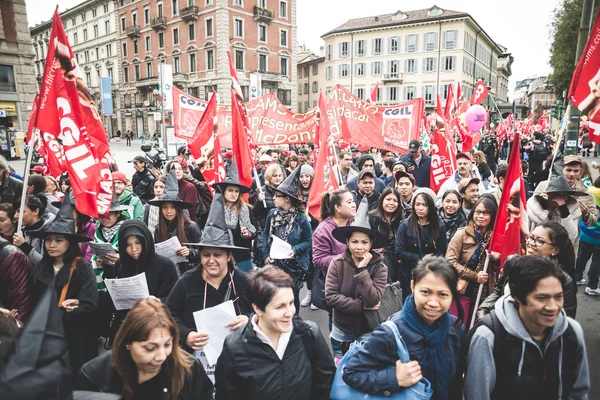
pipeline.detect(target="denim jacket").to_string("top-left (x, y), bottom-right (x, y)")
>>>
top-left (261, 208), bottom-right (313, 270)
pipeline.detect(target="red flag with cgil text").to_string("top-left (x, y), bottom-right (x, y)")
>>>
top-left (430, 95), bottom-right (457, 193)
top-left (489, 130), bottom-right (528, 271)
top-left (34, 7), bottom-right (112, 218)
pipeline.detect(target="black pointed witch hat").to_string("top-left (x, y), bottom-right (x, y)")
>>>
top-left (108, 191), bottom-right (133, 213)
top-left (147, 167), bottom-right (193, 208)
top-left (545, 174), bottom-right (587, 196)
top-left (27, 190), bottom-right (92, 242)
top-left (273, 164), bottom-right (304, 203)
top-left (332, 196), bottom-right (388, 248)
top-left (185, 191), bottom-right (247, 250)
top-left (213, 158), bottom-right (251, 194)
top-left (0, 285), bottom-right (73, 399)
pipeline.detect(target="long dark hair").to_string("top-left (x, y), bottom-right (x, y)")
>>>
top-left (156, 203), bottom-right (189, 244)
top-left (539, 221), bottom-right (576, 279)
top-left (413, 255), bottom-right (464, 325)
top-left (468, 196), bottom-right (498, 230)
top-left (370, 187), bottom-right (403, 231)
top-left (407, 192), bottom-right (441, 244)
top-left (41, 235), bottom-right (82, 267)
top-left (320, 188), bottom-right (352, 221)
top-left (441, 190), bottom-right (463, 215)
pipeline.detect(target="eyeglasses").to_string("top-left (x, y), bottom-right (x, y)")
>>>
top-left (527, 235), bottom-right (555, 248)
top-left (473, 210), bottom-right (491, 217)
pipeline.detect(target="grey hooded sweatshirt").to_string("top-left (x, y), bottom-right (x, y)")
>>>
top-left (464, 294), bottom-right (589, 400)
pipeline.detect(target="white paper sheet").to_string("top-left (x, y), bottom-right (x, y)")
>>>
top-left (104, 272), bottom-right (150, 310)
top-left (270, 235), bottom-right (293, 259)
top-left (155, 236), bottom-right (188, 264)
top-left (193, 300), bottom-right (237, 365)
top-left (88, 242), bottom-right (116, 259)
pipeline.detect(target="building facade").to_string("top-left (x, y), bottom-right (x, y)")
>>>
top-left (297, 45), bottom-right (325, 113)
top-left (320, 5), bottom-right (506, 116)
top-left (1, 0), bottom-right (37, 134)
top-left (117, 0), bottom-right (297, 136)
top-left (30, 0), bottom-right (121, 136)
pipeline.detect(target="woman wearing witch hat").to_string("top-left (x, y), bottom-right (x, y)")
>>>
top-left (29, 193), bottom-right (99, 375)
top-left (261, 167), bottom-right (313, 313)
top-left (150, 168), bottom-right (202, 277)
top-left (213, 158), bottom-right (257, 273)
top-left (325, 196), bottom-right (388, 362)
top-left (166, 191), bottom-right (252, 356)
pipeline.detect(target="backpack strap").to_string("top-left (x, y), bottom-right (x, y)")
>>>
top-left (466, 310), bottom-right (508, 380)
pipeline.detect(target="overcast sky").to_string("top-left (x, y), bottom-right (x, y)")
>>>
top-left (26, 0), bottom-right (562, 97)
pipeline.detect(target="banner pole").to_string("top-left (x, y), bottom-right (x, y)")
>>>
top-left (253, 166), bottom-right (267, 208)
top-left (488, 95), bottom-right (504, 123)
top-left (548, 103), bottom-right (572, 181)
top-left (17, 132), bottom-right (38, 234)
top-left (329, 137), bottom-right (343, 186)
top-left (469, 252), bottom-right (491, 330)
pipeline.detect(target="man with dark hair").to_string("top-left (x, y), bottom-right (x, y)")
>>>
top-left (464, 256), bottom-right (589, 400)
top-left (332, 151), bottom-right (358, 186)
top-left (400, 139), bottom-right (431, 188)
top-left (458, 177), bottom-right (480, 216)
top-left (298, 148), bottom-right (309, 165)
top-left (487, 163), bottom-right (508, 204)
top-left (345, 154), bottom-right (386, 193)
top-left (129, 155), bottom-right (156, 204)
top-left (381, 157), bottom-right (397, 185)
top-left (0, 156), bottom-right (22, 209)
top-left (527, 132), bottom-right (549, 175)
top-left (351, 170), bottom-right (380, 211)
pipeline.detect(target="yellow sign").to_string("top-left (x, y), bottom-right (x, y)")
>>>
top-left (0, 102), bottom-right (17, 116)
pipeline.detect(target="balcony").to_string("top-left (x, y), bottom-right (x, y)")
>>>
top-left (125, 25), bottom-right (140, 38)
top-left (135, 76), bottom-right (158, 89)
top-left (173, 72), bottom-right (189, 82)
top-left (253, 6), bottom-right (274, 23)
top-left (180, 5), bottom-right (199, 21)
top-left (382, 73), bottom-right (403, 83)
top-left (250, 70), bottom-right (281, 82)
top-left (151, 16), bottom-right (167, 31)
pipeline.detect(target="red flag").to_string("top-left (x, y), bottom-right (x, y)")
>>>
top-left (444, 84), bottom-right (455, 120)
top-left (308, 92), bottom-right (339, 220)
top-left (456, 82), bottom-right (463, 106)
top-left (187, 92), bottom-right (217, 160)
top-left (26, 93), bottom-right (39, 143)
top-left (206, 133), bottom-right (226, 194)
top-left (227, 51), bottom-right (244, 101)
top-left (35, 8), bottom-right (112, 217)
top-left (489, 130), bottom-right (528, 270)
top-left (369, 83), bottom-right (379, 103)
top-left (430, 129), bottom-right (457, 193)
top-left (231, 89), bottom-right (254, 188)
top-left (470, 80), bottom-right (489, 105)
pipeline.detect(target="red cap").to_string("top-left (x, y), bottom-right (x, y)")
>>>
top-left (224, 150), bottom-right (233, 158)
top-left (30, 165), bottom-right (44, 173)
top-left (111, 171), bottom-right (127, 183)
top-left (456, 152), bottom-right (473, 162)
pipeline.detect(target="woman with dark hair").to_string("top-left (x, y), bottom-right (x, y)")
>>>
top-left (343, 256), bottom-right (465, 400)
top-left (284, 154), bottom-right (299, 176)
top-left (369, 187), bottom-right (403, 282)
top-left (215, 266), bottom-right (335, 400)
top-left (477, 221), bottom-right (578, 319)
top-left (261, 168), bottom-right (312, 313)
top-left (395, 192), bottom-right (447, 301)
top-left (164, 160), bottom-right (198, 222)
top-left (78, 298), bottom-right (213, 399)
top-left (30, 195), bottom-right (98, 374)
top-left (446, 196), bottom-right (500, 326)
top-left (438, 190), bottom-right (467, 243)
top-left (143, 175), bottom-right (167, 238)
top-left (296, 164), bottom-right (319, 307)
top-left (13, 194), bottom-right (55, 264)
top-left (151, 169), bottom-right (202, 277)
top-left (325, 197), bottom-right (389, 362)
top-left (0, 203), bottom-right (17, 241)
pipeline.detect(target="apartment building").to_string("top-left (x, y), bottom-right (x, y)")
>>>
top-left (1, 0), bottom-right (36, 133)
top-left (30, 0), bottom-right (121, 135)
top-left (117, 0), bottom-right (297, 135)
top-left (297, 45), bottom-right (325, 113)
top-left (320, 5), bottom-right (507, 115)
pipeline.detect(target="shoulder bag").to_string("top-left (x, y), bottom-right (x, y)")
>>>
top-left (330, 320), bottom-right (433, 400)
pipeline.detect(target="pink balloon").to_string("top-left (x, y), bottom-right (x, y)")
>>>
top-left (465, 105), bottom-right (487, 132)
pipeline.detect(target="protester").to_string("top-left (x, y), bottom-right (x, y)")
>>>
top-left (112, 171), bottom-right (144, 220)
top-left (458, 177), bottom-right (480, 217)
top-left (0, 308), bottom-right (21, 371)
top-left (0, 203), bottom-right (16, 241)
top-left (325, 197), bottom-right (388, 361)
top-left (13, 194), bottom-right (55, 265)
top-left (332, 151), bottom-right (358, 186)
top-left (284, 154), bottom-right (299, 176)
top-left (29, 195), bottom-right (98, 375)
top-left (446, 196), bottom-right (499, 326)
top-left (129, 155), bottom-right (156, 204)
top-left (27, 174), bottom-right (59, 215)
top-left (0, 237), bottom-right (33, 321)
top-left (343, 256), bottom-right (465, 400)
top-left (261, 168), bottom-right (312, 312)
top-left (369, 187), bottom-right (403, 282)
top-left (486, 163), bottom-right (507, 204)
top-left (297, 164), bottom-right (319, 308)
top-left (0, 155), bottom-right (23, 208)
top-left (527, 132), bottom-right (550, 175)
top-left (78, 298), bottom-right (213, 399)
top-left (72, 197), bottom-right (97, 259)
top-left (395, 170), bottom-right (416, 217)
top-left (213, 160), bottom-right (257, 273)
top-left (151, 169), bottom-right (201, 277)
top-left (437, 153), bottom-right (485, 199)
top-left (164, 160), bottom-right (198, 223)
top-left (438, 189), bottom-right (467, 243)
top-left (351, 170), bottom-right (381, 211)
top-left (143, 175), bottom-right (166, 238)
top-left (464, 256), bottom-right (590, 400)
top-left (346, 154), bottom-right (386, 193)
top-left (395, 192), bottom-right (447, 301)
top-left (400, 140), bottom-right (432, 188)
top-left (473, 151), bottom-right (492, 187)
top-left (574, 174), bottom-right (600, 293)
top-left (45, 176), bottom-right (62, 201)
top-left (215, 266), bottom-right (335, 399)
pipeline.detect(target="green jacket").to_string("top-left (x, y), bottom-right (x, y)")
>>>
top-left (119, 189), bottom-right (144, 220)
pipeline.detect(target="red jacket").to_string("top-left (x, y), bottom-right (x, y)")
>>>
top-left (178, 178), bottom-right (198, 222)
top-left (0, 238), bottom-right (34, 320)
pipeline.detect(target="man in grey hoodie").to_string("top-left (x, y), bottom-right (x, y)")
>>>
top-left (464, 256), bottom-right (589, 400)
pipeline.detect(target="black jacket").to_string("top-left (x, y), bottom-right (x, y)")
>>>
top-left (154, 220), bottom-right (202, 275)
top-left (77, 351), bottom-right (213, 400)
top-left (132, 167), bottom-right (156, 204)
top-left (215, 316), bottom-right (335, 400)
top-left (0, 172), bottom-right (23, 209)
top-left (166, 265), bottom-right (252, 353)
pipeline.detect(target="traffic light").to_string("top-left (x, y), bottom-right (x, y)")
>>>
top-left (550, 101), bottom-right (562, 118)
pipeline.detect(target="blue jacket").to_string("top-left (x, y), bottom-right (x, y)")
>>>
top-left (343, 311), bottom-right (464, 399)
top-left (394, 220), bottom-right (447, 276)
top-left (400, 152), bottom-right (431, 188)
top-left (261, 209), bottom-right (313, 270)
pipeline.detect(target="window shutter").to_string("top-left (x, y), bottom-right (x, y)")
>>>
top-left (442, 31), bottom-right (447, 50)
top-left (434, 31), bottom-right (439, 51)
top-left (414, 35), bottom-right (419, 52)
top-left (433, 58), bottom-right (437, 71)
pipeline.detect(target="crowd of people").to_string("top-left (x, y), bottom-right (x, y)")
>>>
top-left (0, 131), bottom-right (597, 399)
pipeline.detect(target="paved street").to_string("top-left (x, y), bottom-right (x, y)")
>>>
top-left (8, 143), bottom-right (600, 397)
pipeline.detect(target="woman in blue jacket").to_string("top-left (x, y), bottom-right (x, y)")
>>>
top-left (343, 256), bottom-right (465, 400)
top-left (261, 167), bottom-right (312, 313)
top-left (395, 192), bottom-right (447, 301)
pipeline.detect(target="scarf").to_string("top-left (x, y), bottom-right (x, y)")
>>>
top-left (146, 201), bottom-right (160, 238)
top-left (400, 294), bottom-right (451, 399)
top-left (101, 220), bottom-right (124, 244)
top-left (224, 204), bottom-right (256, 234)
top-left (438, 209), bottom-right (466, 242)
top-left (269, 208), bottom-right (297, 242)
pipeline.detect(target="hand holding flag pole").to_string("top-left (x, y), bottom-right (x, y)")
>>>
top-left (17, 132), bottom-right (40, 234)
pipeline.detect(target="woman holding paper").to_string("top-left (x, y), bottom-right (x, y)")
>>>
top-left (78, 298), bottom-right (214, 400)
top-left (167, 190), bottom-right (252, 354)
top-left (261, 168), bottom-right (312, 313)
top-left (151, 169), bottom-right (202, 277)
top-left (215, 266), bottom-right (335, 400)
top-left (29, 193), bottom-right (98, 375)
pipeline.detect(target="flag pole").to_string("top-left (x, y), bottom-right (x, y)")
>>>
top-left (469, 253), bottom-right (491, 329)
top-left (329, 137), bottom-right (343, 186)
top-left (254, 166), bottom-right (267, 208)
top-left (17, 132), bottom-right (39, 233)
top-left (488, 94), bottom-right (505, 123)
top-left (548, 102), bottom-right (572, 181)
